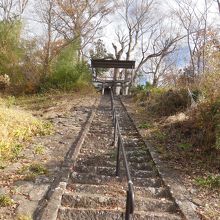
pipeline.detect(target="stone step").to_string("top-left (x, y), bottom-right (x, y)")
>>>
top-left (129, 161), bottom-right (155, 171)
top-left (58, 208), bottom-right (182, 220)
top-left (77, 149), bottom-right (152, 167)
top-left (78, 146), bottom-right (150, 157)
top-left (70, 171), bottom-right (162, 188)
top-left (124, 141), bottom-right (145, 147)
top-left (73, 165), bottom-right (157, 178)
top-left (66, 183), bottom-right (126, 197)
top-left (121, 130), bottom-right (137, 134)
top-left (76, 158), bottom-right (116, 168)
top-left (124, 141), bottom-right (146, 148)
top-left (73, 165), bottom-right (116, 176)
top-left (77, 154), bottom-right (116, 163)
top-left (133, 176), bottom-right (162, 188)
top-left (79, 148), bottom-right (115, 155)
top-left (87, 134), bottom-right (113, 139)
top-left (88, 128), bottom-right (112, 132)
top-left (127, 155), bottom-right (151, 163)
top-left (66, 183), bottom-right (170, 199)
top-left (61, 192), bottom-right (177, 213)
top-left (132, 169), bottom-right (158, 178)
top-left (61, 193), bottom-right (122, 210)
top-left (126, 148), bottom-right (151, 157)
top-left (88, 124), bottom-right (113, 128)
top-left (82, 137), bottom-right (113, 145)
top-left (77, 149), bottom-right (155, 169)
top-left (134, 186), bottom-right (171, 198)
top-left (57, 207), bottom-right (122, 220)
top-left (80, 144), bottom-right (114, 151)
top-left (84, 136), bottom-right (113, 144)
top-left (69, 172), bottom-right (122, 185)
top-left (121, 134), bottom-right (140, 140)
top-left (88, 132), bottom-right (113, 137)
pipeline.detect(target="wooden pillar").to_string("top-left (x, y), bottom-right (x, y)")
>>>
top-left (125, 82), bottom-right (129, 95)
top-left (102, 83), bottom-right (105, 95)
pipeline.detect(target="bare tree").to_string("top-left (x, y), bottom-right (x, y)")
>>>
top-left (142, 53), bottom-right (176, 87)
top-left (119, 0), bottom-right (154, 61)
top-left (172, 0), bottom-right (212, 77)
top-left (216, 0), bottom-right (220, 13)
top-left (115, 0), bottom-right (154, 83)
top-left (112, 0), bottom-right (181, 87)
top-left (52, 0), bottom-right (112, 61)
top-left (112, 29), bottom-right (127, 83)
top-left (0, 0), bottom-right (28, 21)
top-left (36, 0), bottom-right (58, 76)
top-left (133, 20), bottom-right (181, 84)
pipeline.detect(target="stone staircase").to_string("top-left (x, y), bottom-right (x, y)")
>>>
top-left (56, 94), bottom-right (184, 220)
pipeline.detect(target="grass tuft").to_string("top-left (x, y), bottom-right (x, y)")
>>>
top-left (0, 194), bottom-right (14, 207)
top-left (34, 144), bottom-right (45, 155)
top-left (177, 143), bottom-right (192, 150)
top-left (29, 163), bottom-right (48, 175)
top-left (195, 175), bottom-right (220, 188)
top-left (17, 214), bottom-right (32, 220)
top-left (18, 163), bottom-right (49, 181)
top-left (138, 122), bottom-right (152, 129)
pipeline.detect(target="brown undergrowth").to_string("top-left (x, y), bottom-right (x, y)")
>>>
top-left (123, 90), bottom-right (220, 219)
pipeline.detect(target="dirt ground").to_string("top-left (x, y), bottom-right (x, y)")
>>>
top-left (122, 96), bottom-right (220, 220)
top-left (1, 92), bottom-right (219, 220)
top-left (0, 92), bottom-right (98, 220)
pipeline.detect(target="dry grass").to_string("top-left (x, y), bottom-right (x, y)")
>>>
top-left (0, 194), bottom-right (14, 207)
top-left (0, 97), bottom-right (52, 166)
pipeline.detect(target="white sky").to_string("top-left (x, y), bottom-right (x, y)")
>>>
top-left (20, 0), bottom-right (219, 64)
top-left (22, 0), bottom-right (219, 42)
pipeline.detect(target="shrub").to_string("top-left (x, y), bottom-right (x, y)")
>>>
top-left (192, 98), bottom-right (220, 151)
top-left (40, 43), bottom-right (92, 92)
top-left (193, 71), bottom-right (220, 151)
top-left (131, 82), bottom-right (153, 95)
top-left (199, 71), bottom-right (220, 101)
top-left (148, 89), bottom-right (190, 116)
top-left (41, 62), bottom-right (92, 91)
top-left (0, 20), bottom-right (23, 76)
top-left (0, 74), bottom-right (10, 91)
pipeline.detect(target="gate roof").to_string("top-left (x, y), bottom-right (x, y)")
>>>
top-left (91, 59), bottom-right (135, 69)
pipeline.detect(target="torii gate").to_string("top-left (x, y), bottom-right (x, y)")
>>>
top-left (91, 59), bottom-right (135, 95)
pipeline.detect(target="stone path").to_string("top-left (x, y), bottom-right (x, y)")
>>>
top-left (39, 93), bottom-right (186, 219)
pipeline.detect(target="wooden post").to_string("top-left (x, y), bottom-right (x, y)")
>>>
top-left (102, 83), bottom-right (105, 95)
top-left (124, 82), bottom-right (129, 95)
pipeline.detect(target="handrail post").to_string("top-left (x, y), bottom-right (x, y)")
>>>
top-left (116, 134), bottom-right (120, 176)
top-left (110, 89), bottom-right (114, 110)
top-left (125, 190), bottom-right (131, 220)
top-left (125, 183), bottom-right (134, 220)
top-left (113, 111), bottom-right (116, 143)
